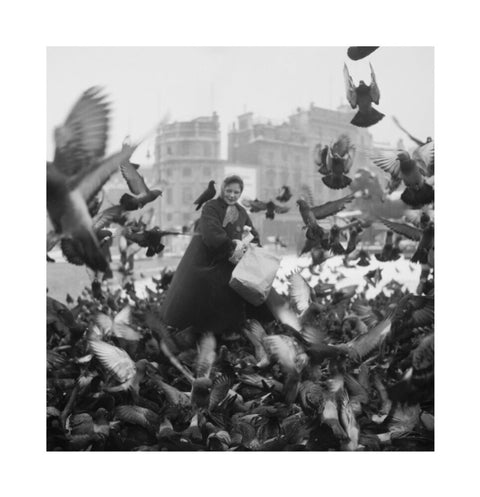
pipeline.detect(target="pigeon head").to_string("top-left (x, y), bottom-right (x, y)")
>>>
top-left (397, 151), bottom-right (410, 162)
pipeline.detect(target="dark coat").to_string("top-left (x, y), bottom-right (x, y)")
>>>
top-left (161, 197), bottom-right (261, 334)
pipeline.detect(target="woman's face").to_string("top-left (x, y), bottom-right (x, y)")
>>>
top-left (222, 182), bottom-right (242, 205)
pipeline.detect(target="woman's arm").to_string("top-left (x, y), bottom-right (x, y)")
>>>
top-left (199, 201), bottom-right (236, 257)
top-left (245, 214), bottom-right (261, 247)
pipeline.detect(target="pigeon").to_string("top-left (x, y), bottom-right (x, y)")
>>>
top-left (346, 316), bottom-right (393, 361)
top-left (191, 332), bottom-right (217, 409)
top-left (356, 249), bottom-right (371, 267)
top-left (94, 305), bottom-right (141, 342)
top-left (276, 185), bottom-right (293, 203)
top-left (241, 319), bottom-right (270, 368)
top-left (379, 218), bottom-right (434, 265)
top-left (47, 87), bottom-right (136, 273)
top-left (315, 135), bottom-right (355, 189)
top-left (347, 46), bottom-right (379, 61)
top-left (263, 334), bottom-right (308, 405)
top-left (120, 160), bottom-right (162, 211)
top-left (242, 199), bottom-right (289, 220)
top-left (124, 226), bottom-right (181, 257)
top-left (370, 142), bottom-right (434, 207)
top-left (344, 63), bottom-right (384, 127)
top-left (88, 339), bottom-right (146, 395)
top-left (345, 225), bottom-right (362, 255)
top-left (296, 199), bottom-right (323, 233)
top-left (388, 333), bottom-right (434, 404)
top-left (375, 231), bottom-right (400, 262)
top-left (392, 116), bottom-right (430, 148)
top-left (194, 180), bottom-right (216, 211)
top-left (364, 268), bottom-right (383, 287)
top-left (329, 225), bottom-right (346, 255)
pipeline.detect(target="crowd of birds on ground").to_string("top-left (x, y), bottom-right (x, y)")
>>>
top-left (47, 46), bottom-right (434, 451)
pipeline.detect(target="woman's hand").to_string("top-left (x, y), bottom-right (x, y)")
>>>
top-left (228, 239), bottom-right (247, 264)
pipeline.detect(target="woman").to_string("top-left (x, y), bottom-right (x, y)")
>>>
top-left (162, 175), bottom-right (268, 335)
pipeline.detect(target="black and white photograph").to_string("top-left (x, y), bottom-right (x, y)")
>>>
top-left (6, 0), bottom-right (480, 495)
top-left (46, 46), bottom-right (435, 452)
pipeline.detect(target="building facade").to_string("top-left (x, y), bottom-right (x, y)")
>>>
top-left (153, 113), bottom-right (225, 231)
top-left (227, 104), bottom-right (375, 247)
top-left (149, 105), bottom-right (386, 252)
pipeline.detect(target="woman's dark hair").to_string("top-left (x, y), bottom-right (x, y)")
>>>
top-left (223, 175), bottom-right (244, 192)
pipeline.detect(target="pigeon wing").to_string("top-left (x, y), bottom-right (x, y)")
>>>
top-left (209, 374), bottom-right (232, 410)
top-left (95, 313), bottom-right (114, 337)
top-left (248, 199), bottom-right (268, 212)
top-left (77, 145), bottom-right (137, 202)
top-left (196, 332), bottom-right (216, 379)
top-left (264, 335), bottom-right (297, 374)
top-left (411, 296), bottom-right (434, 326)
top-left (347, 317), bottom-right (392, 360)
top-left (60, 238), bottom-right (85, 265)
top-left (379, 218), bottom-right (422, 241)
top-left (53, 87), bottom-right (110, 178)
top-left (92, 205), bottom-right (126, 231)
top-left (273, 203), bottom-right (290, 214)
top-left (298, 184), bottom-right (315, 207)
top-left (370, 151), bottom-right (401, 177)
top-left (113, 305), bottom-right (141, 341)
top-left (89, 340), bottom-right (136, 384)
top-left (288, 272), bottom-right (312, 315)
top-left (311, 194), bottom-right (354, 220)
top-left (343, 64), bottom-right (357, 108)
top-left (121, 160), bottom-right (149, 195)
top-left (413, 141), bottom-right (434, 175)
top-left (115, 405), bottom-right (160, 432)
top-left (369, 63), bottom-right (381, 104)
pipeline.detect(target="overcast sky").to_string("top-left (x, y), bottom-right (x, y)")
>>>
top-left (47, 46), bottom-right (433, 165)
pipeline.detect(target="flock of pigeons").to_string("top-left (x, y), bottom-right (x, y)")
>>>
top-left (47, 46), bottom-right (434, 451)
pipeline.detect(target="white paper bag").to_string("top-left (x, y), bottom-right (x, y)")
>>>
top-left (229, 245), bottom-right (281, 306)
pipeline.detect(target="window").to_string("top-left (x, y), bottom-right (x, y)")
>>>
top-left (183, 213), bottom-right (191, 224)
top-left (166, 213), bottom-right (173, 222)
top-left (167, 146), bottom-right (173, 155)
top-left (182, 187), bottom-right (193, 203)
top-left (295, 155), bottom-right (301, 166)
top-left (282, 149), bottom-right (289, 162)
top-left (180, 141), bottom-right (189, 155)
top-left (166, 188), bottom-right (172, 205)
top-left (281, 169), bottom-right (289, 184)
top-left (203, 142), bottom-right (212, 157)
top-left (268, 151), bottom-right (274, 164)
top-left (204, 167), bottom-right (211, 177)
top-left (182, 167), bottom-right (192, 177)
top-left (165, 168), bottom-right (172, 177)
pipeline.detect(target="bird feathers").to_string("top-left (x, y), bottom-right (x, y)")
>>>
top-left (121, 160), bottom-right (150, 195)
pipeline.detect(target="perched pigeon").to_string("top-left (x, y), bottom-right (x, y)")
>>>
top-left (194, 180), bottom-right (216, 211)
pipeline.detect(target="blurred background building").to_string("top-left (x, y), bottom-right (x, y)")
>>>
top-left (100, 104), bottom-right (407, 255)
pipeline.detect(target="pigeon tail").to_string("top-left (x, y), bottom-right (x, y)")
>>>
top-left (350, 108), bottom-right (385, 128)
top-left (410, 248), bottom-right (428, 265)
top-left (322, 175), bottom-right (352, 190)
top-left (356, 258), bottom-right (370, 267)
top-left (401, 184), bottom-right (434, 208)
top-left (146, 244), bottom-right (164, 257)
top-left (330, 242), bottom-right (346, 255)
